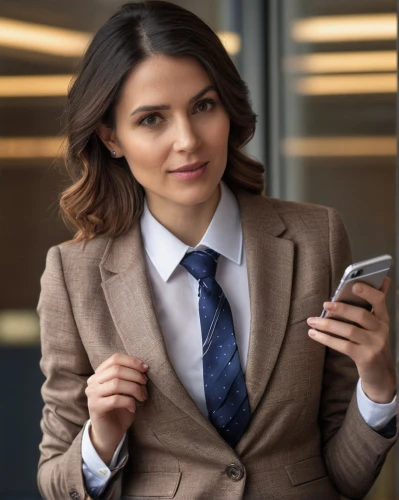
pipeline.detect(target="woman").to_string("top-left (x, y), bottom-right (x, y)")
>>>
top-left (37, 2), bottom-right (397, 499)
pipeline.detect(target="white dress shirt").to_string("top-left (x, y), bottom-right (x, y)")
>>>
top-left (82, 181), bottom-right (396, 497)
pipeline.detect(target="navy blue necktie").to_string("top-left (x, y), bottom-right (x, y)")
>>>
top-left (180, 249), bottom-right (250, 448)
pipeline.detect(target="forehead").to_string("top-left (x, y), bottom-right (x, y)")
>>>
top-left (119, 55), bottom-right (213, 105)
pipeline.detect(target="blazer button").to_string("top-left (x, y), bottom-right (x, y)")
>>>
top-left (69, 490), bottom-right (80, 500)
top-left (226, 463), bottom-right (245, 481)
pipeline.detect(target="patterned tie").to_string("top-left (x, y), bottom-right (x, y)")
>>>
top-left (180, 248), bottom-right (251, 448)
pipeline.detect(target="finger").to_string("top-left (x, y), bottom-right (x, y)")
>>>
top-left (380, 276), bottom-right (391, 295)
top-left (96, 365), bottom-right (148, 385)
top-left (321, 301), bottom-right (379, 332)
top-left (97, 379), bottom-right (148, 402)
top-left (307, 317), bottom-right (364, 343)
top-left (308, 328), bottom-right (352, 357)
top-left (352, 281), bottom-right (389, 323)
top-left (90, 394), bottom-right (137, 414)
top-left (96, 353), bottom-right (149, 374)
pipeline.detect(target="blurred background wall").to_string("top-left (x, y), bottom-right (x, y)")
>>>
top-left (0, 0), bottom-right (396, 498)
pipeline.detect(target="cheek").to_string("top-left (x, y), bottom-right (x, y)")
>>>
top-left (205, 115), bottom-right (230, 150)
top-left (123, 136), bottom-right (168, 175)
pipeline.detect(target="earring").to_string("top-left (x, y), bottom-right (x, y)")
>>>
top-left (111, 151), bottom-right (117, 158)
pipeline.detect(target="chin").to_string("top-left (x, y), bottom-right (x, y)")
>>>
top-left (172, 182), bottom-right (220, 207)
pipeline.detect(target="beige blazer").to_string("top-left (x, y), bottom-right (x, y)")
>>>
top-left (37, 189), bottom-right (397, 500)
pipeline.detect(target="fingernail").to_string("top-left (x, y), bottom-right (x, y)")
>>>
top-left (353, 284), bottom-right (363, 293)
top-left (143, 364), bottom-right (149, 369)
top-left (307, 317), bottom-right (316, 326)
top-left (308, 329), bottom-right (316, 337)
top-left (323, 302), bottom-right (334, 309)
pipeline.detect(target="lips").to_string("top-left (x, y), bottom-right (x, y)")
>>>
top-left (170, 161), bottom-right (207, 173)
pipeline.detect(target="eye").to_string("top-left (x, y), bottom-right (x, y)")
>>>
top-left (137, 114), bottom-right (163, 127)
top-left (194, 98), bottom-right (216, 113)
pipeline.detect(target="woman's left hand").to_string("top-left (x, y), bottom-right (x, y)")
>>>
top-left (307, 277), bottom-right (396, 404)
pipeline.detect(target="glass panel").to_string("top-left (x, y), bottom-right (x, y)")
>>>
top-left (269, 1), bottom-right (396, 498)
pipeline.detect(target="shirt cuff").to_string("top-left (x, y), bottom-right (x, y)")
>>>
top-left (356, 378), bottom-right (397, 431)
top-left (81, 419), bottom-right (127, 492)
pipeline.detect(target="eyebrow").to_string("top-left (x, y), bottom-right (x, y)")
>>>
top-left (129, 84), bottom-right (217, 117)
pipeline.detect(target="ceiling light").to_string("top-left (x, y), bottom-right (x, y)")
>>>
top-left (282, 136), bottom-right (396, 157)
top-left (292, 14), bottom-right (396, 43)
top-left (0, 310), bottom-right (39, 345)
top-left (217, 31), bottom-right (241, 55)
top-left (0, 137), bottom-right (65, 159)
top-left (285, 51), bottom-right (396, 74)
top-left (0, 17), bottom-right (90, 57)
top-left (0, 75), bottom-right (72, 97)
top-left (294, 73), bottom-right (396, 95)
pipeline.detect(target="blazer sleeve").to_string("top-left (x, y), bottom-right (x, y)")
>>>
top-left (320, 208), bottom-right (398, 499)
top-left (37, 245), bottom-right (124, 500)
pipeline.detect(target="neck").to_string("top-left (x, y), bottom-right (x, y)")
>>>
top-left (146, 185), bottom-right (221, 247)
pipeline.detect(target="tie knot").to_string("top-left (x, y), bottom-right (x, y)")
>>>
top-left (180, 249), bottom-right (220, 280)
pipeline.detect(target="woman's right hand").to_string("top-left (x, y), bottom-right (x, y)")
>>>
top-left (85, 353), bottom-right (149, 465)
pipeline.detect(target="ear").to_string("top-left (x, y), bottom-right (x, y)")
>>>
top-left (96, 124), bottom-right (123, 158)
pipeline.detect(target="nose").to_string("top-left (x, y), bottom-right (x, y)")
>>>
top-left (172, 116), bottom-right (201, 153)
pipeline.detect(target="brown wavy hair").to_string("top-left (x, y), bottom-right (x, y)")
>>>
top-left (60, 0), bottom-right (265, 244)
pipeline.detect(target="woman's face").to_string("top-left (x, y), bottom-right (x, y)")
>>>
top-left (103, 55), bottom-right (230, 213)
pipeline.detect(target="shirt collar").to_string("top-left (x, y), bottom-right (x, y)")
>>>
top-left (140, 180), bottom-right (243, 282)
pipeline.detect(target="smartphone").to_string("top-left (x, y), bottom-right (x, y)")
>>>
top-left (321, 254), bottom-right (393, 325)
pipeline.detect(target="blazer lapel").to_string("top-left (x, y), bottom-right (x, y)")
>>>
top-left (99, 223), bottom-right (220, 440)
top-left (236, 190), bottom-right (295, 414)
